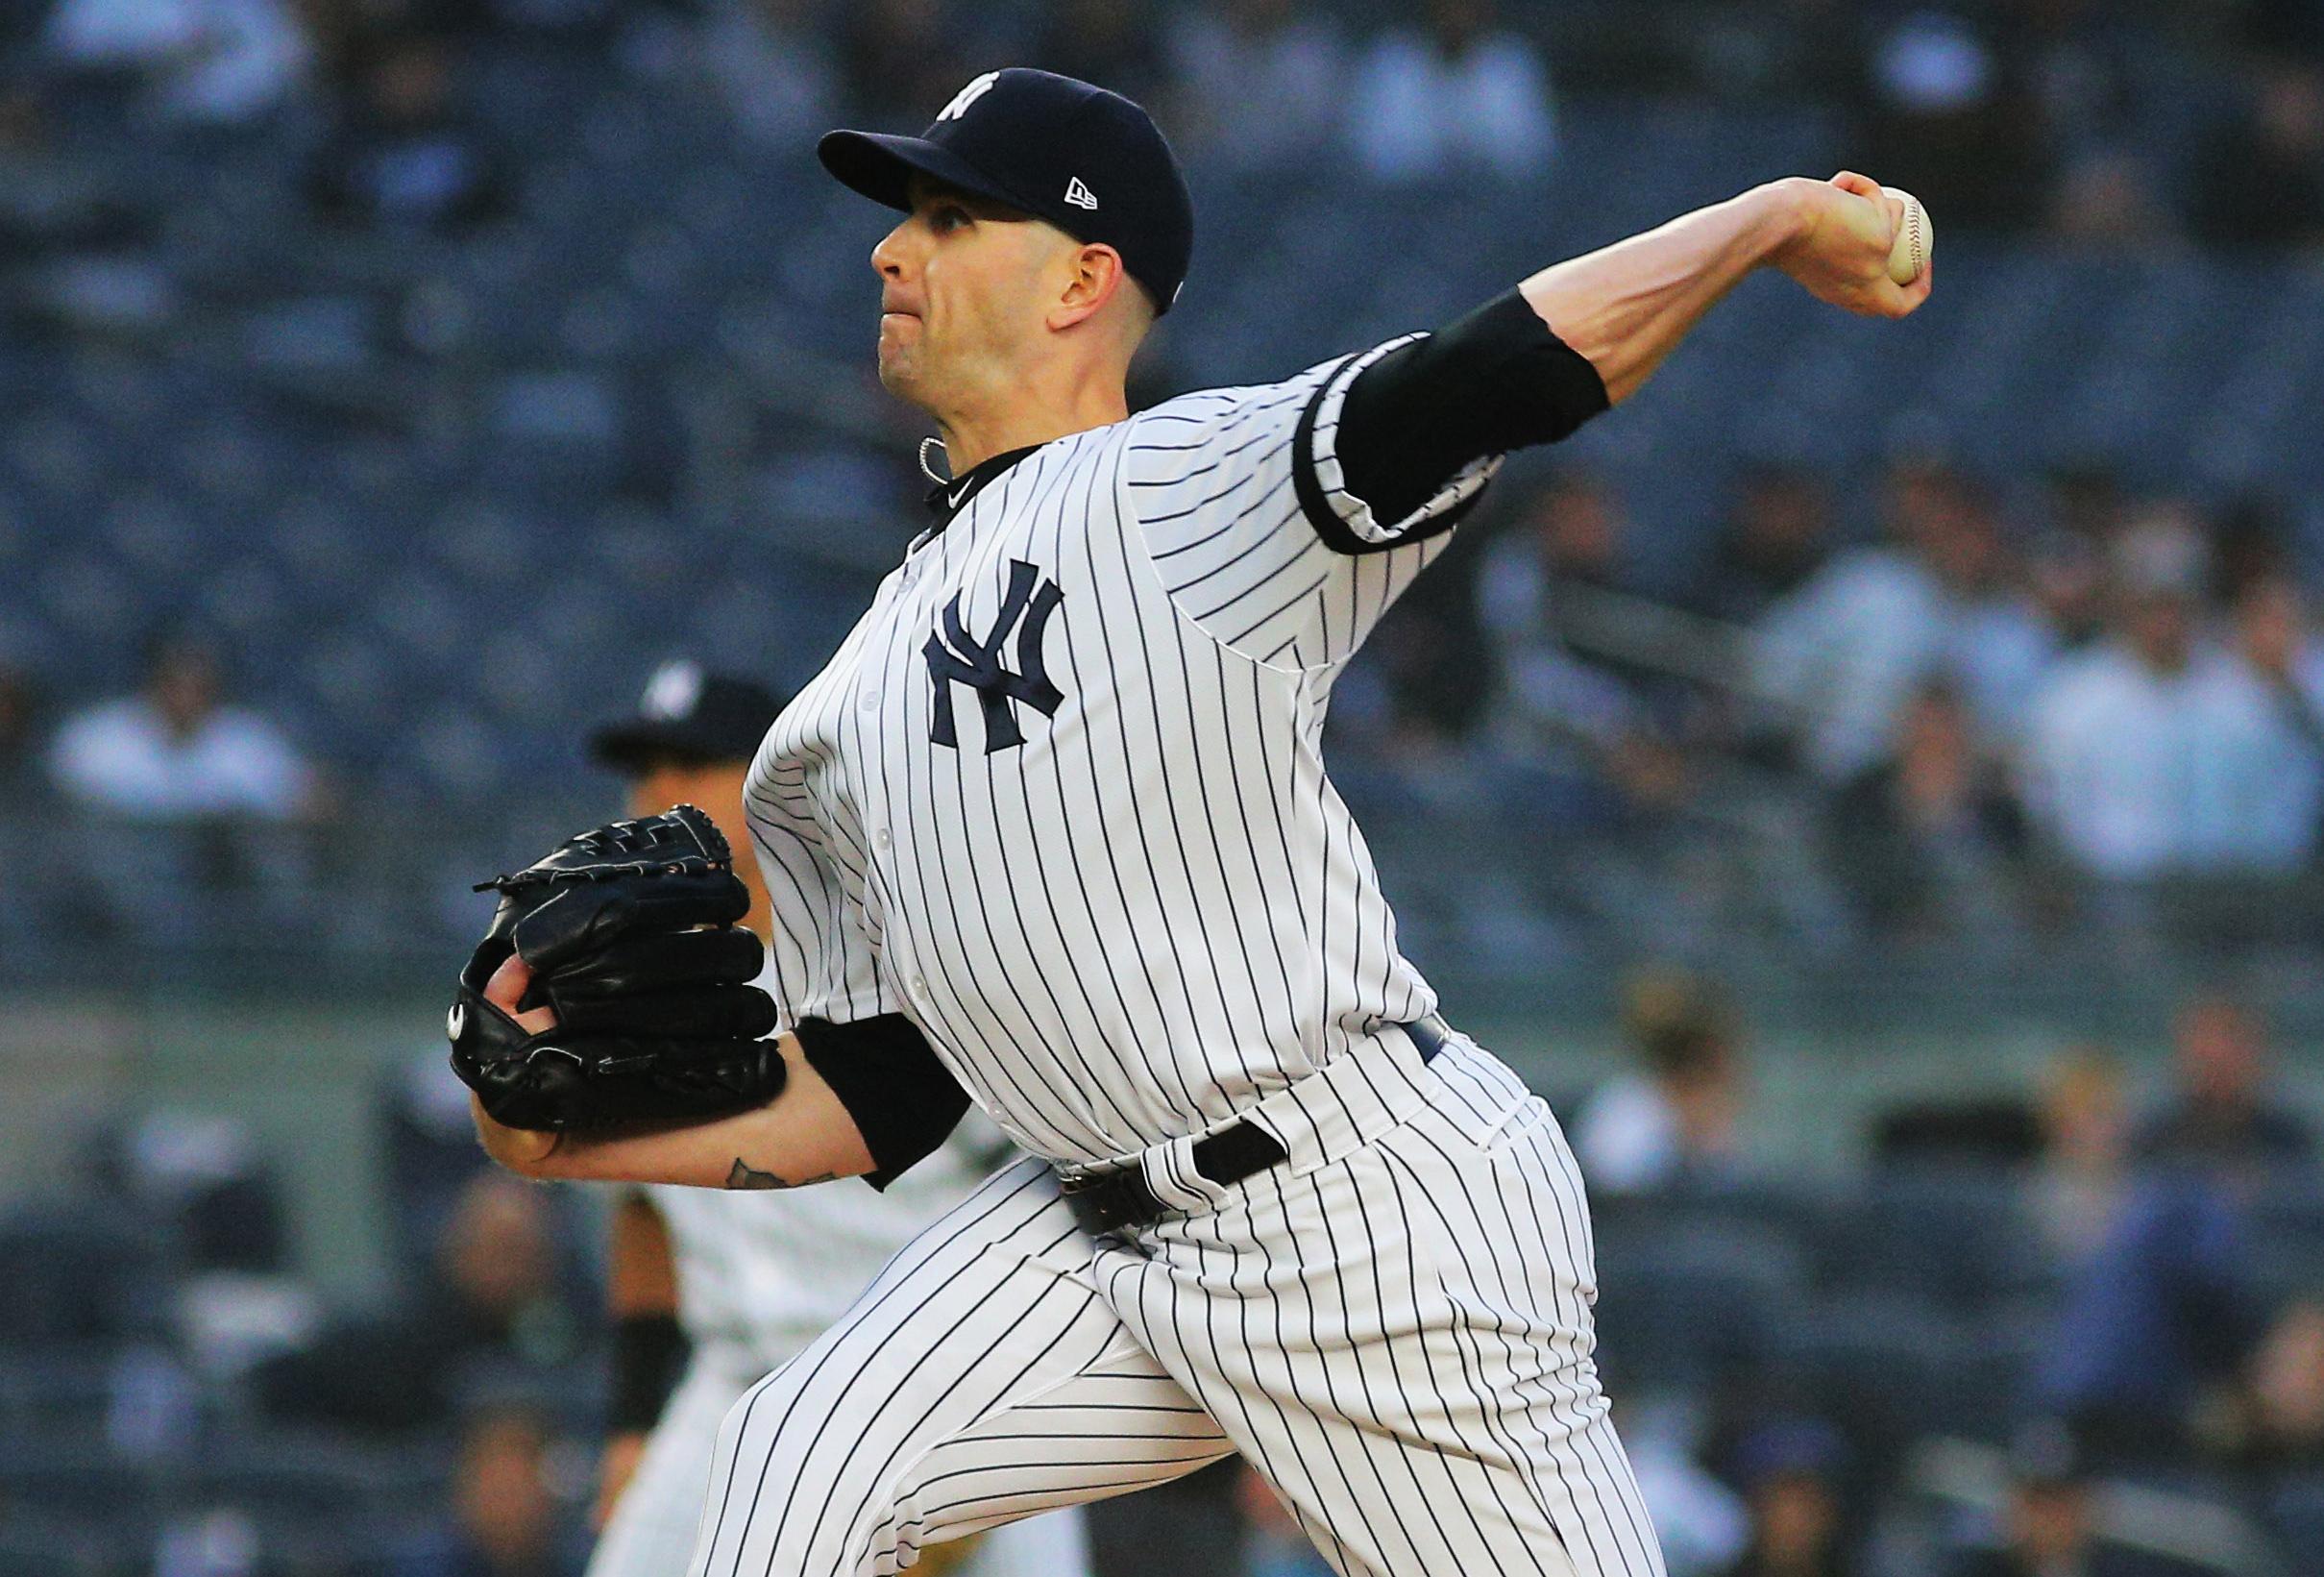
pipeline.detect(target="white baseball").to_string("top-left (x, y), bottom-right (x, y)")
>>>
top-left (1882, 185), bottom-right (1931, 284)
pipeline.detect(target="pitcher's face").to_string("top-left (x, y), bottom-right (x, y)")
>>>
top-left (870, 178), bottom-right (1067, 409)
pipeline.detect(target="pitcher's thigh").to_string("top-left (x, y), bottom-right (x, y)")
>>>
top-left (1367, 1061), bottom-right (1667, 1577)
top-left (1100, 1049), bottom-right (1665, 1577)
top-left (690, 1159), bottom-right (1234, 1577)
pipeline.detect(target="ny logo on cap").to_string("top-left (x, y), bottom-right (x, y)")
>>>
top-left (924, 559), bottom-right (1064, 753)
top-left (938, 72), bottom-right (999, 122)
top-left (1064, 177), bottom-right (1098, 210)
top-left (641, 660), bottom-right (704, 721)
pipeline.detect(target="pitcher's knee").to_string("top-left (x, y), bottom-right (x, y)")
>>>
top-left (690, 1365), bottom-right (910, 1575)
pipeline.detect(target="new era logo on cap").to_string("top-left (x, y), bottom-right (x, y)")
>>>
top-left (1064, 177), bottom-right (1097, 210)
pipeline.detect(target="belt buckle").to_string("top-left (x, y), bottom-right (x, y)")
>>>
top-left (1064, 1188), bottom-right (1121, 1240)
top-left (1059, 1164), bottom-right (1155, 1238)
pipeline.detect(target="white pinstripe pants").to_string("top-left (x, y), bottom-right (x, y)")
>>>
top-left (590, 1344), bottom-right (1090, 1577)
top-left (688, 1034), bottom-right (1667, 1577)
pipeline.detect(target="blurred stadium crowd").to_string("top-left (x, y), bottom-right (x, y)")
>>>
top-left (0, 0), bottom-right (2322, 982)
top-left (4, 0), bottom-right (2324, 1574)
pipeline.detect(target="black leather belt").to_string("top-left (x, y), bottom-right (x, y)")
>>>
top-left (1061, 1017), bottom-right (1450, 1238)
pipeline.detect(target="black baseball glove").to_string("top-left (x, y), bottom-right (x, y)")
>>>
top-left (448, 804), bottom-right (787, 1132)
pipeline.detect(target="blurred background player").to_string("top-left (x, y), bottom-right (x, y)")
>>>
top-left (1943, 1421), bottom-right (2139, 1577)
top-left (579, 659), bottom-right (1089, 1577)
top-left (1573, 966), bottom-right (1747, 1196)
top-left (388, 1395), bottom-right (592, 1577)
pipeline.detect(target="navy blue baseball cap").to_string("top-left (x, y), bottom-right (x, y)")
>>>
top-left (589, 661), bottom-right (787, 771)
top-left (819, 68), bottom-right (1195, 314)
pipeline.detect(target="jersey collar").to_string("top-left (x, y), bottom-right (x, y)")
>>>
top-left (923, 443), bottom-right (1042, 530)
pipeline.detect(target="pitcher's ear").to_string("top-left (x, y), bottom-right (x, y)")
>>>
top-left (1050, 242), bottom-right (1128, 332)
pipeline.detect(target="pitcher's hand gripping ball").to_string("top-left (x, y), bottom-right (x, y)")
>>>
top-left (1883, 185), bottom-right (1932, 284)
top-left (449, 805), bottom-right (786, 1131)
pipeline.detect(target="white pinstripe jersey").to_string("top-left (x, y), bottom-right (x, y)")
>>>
top-left (744, 338), bottom-right (1502, 1167)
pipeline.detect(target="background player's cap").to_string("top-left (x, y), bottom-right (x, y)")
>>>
top-left (818, 68), bottom-right (1195, 314)
top-left (588, 660), bottom-right (787, 772)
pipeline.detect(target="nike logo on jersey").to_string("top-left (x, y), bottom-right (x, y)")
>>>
top-left (1064, 177), bottom-right (1098, 210)
top-left (924, 559), bottom-right (1064, 752)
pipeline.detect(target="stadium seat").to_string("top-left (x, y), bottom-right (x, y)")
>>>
top-left (1592, 1219), bottom-right (1806, 1388)
top-left (0, 1441), bottom-right (161, 1534)
top-left (0, 1204), bottom-right (175, 1347)
top-left (1770, 1292), bottom-right (1975, 1446)
top-left (0, 1519), bottom-right (145, 1577)
top-left (2247, 1178), bottom-right (2324, 1306)
top-left (170, 1430), bottom-right (444, 1527)
top-left (2271, 1473), bottom-right (2324, 1575)
top-left (1810, 1169), bottom-right (2044, 1314)
top-left (0, 1350), bottom-right (113, 1440)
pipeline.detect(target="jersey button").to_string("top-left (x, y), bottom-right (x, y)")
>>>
top-left (909, 974), bottom-right (928, 998)
top-left (873, 828), bottom-right (892, 852)
top-left (858, 690), bottom-right (879, 713)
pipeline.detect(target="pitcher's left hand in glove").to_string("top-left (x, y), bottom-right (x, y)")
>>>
top-left (448, 804), bottom-right (787, 1132)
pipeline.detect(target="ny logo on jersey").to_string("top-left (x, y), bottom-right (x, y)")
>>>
top-left (924, 558), bottom-right (1064, 752)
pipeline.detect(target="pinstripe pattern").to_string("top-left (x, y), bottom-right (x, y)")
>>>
top-left (594, 1345), bottom-right (793, 1577)
top-left (1113, 1037), bottom-right (1660, 1577)
top-left (586, 1021), bottom-right (1087, 1577)
top-left (690, 1159), bottom-right (1237, 1576)
top-left (720, 342), bottom-right (1662, 1574)
top-left (689, 1038), bottom-right (1662, 1577)
top-left (592, 1333), bottom-right (1090, 1577)
top-left (1128, 341), bottom-right (1495, 670)
top-left (743, 346), bottom-right (1496, 1164)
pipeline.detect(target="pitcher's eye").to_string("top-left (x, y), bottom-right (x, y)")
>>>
top-left (930, 204), bottom-right (970, 233)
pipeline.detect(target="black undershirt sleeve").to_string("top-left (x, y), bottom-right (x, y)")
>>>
top-left (1327, 286), bottom-right (1611, 537)
top-left (791, 1014), bottom-right (972, 1190)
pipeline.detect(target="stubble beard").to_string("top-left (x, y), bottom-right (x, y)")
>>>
top-left (876, 335), bottom-right (928, 405)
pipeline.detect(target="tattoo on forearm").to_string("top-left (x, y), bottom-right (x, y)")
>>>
top-left (724, 1158), bottom-right (838, 1191)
